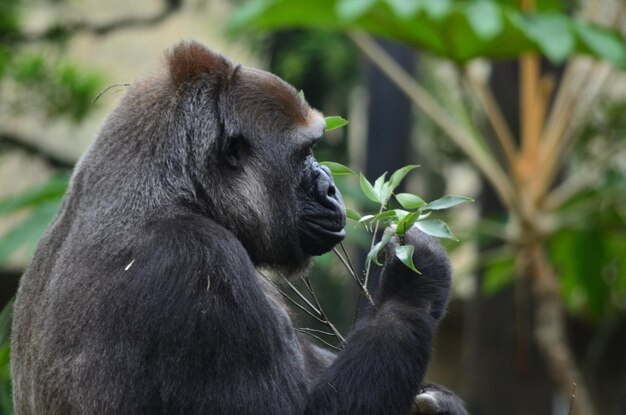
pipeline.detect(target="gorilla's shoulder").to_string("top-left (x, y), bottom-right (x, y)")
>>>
top-left (141, 215), bottom-right (244, 255)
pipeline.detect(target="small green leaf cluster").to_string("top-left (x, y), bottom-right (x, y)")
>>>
top-left (9, 53), bottom-right (104, 122)
top-left (0, 175), bottom-right (69, 266)
top-left (322, 161), bottom-right (472, 273)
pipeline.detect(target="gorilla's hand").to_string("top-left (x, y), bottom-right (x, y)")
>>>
top-left (411, 384), bottom-right (468, 415)
top-left (378, 226), bottom-right (451, 321)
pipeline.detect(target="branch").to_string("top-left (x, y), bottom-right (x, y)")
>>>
top-left (348, 31), bottom-right (516, 209)
top-left (0, 132), bottom-right (75, 169)
top-left (6, 0), bottom-right (181, 44)
top-left (463, 65), bottom-right (518, 169)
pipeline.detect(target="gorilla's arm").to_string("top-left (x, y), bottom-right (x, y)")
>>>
top-left (303, 229), bottom-right (458, 415)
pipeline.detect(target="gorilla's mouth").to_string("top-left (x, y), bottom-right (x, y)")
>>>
top-left (298, 160), bottom-right (346, 256)
top-left (300, 218), bottom-right (346, 256)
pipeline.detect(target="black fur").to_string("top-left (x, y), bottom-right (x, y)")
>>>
top-left (11, 41), bottom-right (466, 414)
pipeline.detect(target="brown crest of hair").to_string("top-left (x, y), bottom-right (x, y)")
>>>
top-left (167, 41), bottom-right (232, 87)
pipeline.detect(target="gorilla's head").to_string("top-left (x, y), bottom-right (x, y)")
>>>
top-left (165, 41), bottom-right (346, 272)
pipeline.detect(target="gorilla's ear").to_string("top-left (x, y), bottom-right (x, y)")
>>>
top-left (167, 41), bottom-right (232, 87)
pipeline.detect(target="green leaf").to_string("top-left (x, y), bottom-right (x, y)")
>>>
top-left (298, 89), bottom-right (305, 100)
top-left (395, 244), bottom-right (420, 273)
top-left (384, 0), bottom-right (421, 17)
top-left (230, 0), bottom-right (626, 67)
top-left (0, 300), bottom-right (12, 345)
top-left (415, 219), bottom-right (458, 240)
top-left (395, 193), bottom-right (426, 209)
top-left (324, 115), bottom-right (349, 131)
top-left (466, 1), bottom-right (502, 40)
top-left (0, 174), bottom-right (69, 216)
top-left (336, 0), bottom-right (377, 20)
top-left (359, 173), bottom-right (380, 203)
top-left (373, 172), bottom-right (393, 202)
top-left (575, 22), bottom-right (626, 66)
top-left (388, 164), bottom-right (419, 193)
top-left (421, 195), bottom-right (473, 211)
top-left (319, 161), bottom-right (355, 176)
top-left (373, 172), bottom-right (387, 195)
top-left (512, 13), bottom-right (574, 62)
top-left (482, 256), bottom-right (516, 295)
top-left (370, 210), bottom-right (398, 223)
top-left (345, 207), bottom-right (362, 221)
top-left (392, 209), bottom-right (410, 220)
top-left (366, 229), bottom-right (393, 267)
top-left (421, 0), bottom-right (451, 20)
top-left (357, 214), bottom-right (375, 224)
top-left (0, 200), bottom-right (61, 265)
top-left (396, 211), bottom-right (419, 235)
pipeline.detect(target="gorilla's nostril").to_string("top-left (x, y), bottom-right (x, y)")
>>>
top-left (327, 185), bottom-right (336, 197)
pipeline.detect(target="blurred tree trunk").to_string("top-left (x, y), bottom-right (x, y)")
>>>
top-left (461, 61), bottom-right (553, 415)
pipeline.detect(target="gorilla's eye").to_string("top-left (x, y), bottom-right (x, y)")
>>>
top-left (222, 135), bottom-right (245, 170)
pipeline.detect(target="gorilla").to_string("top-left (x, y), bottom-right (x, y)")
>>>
top-left (11, 41), bottom-right (466, 414)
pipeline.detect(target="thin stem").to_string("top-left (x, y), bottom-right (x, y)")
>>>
top-left (339, 242), bottom-right (358, 282)
top-left (363, 203), bottom-right (386, 289)
top-left (277, 288), bottom-right (326, 324)
top-left (297, 327), bottom-right (336, 337)
top-left (279, 274), bottom-right (321, 315)
top-left (295, 329), bottom-right (342, 352)
top-left (332, 247), bottom-right (361, 285)
top-left (333, 247), bottom-right (375, 306)
top-left (300, 276), bottom-right (346, 345)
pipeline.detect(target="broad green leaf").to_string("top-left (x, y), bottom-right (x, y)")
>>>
top-left (466, 1), bottom-right (502, 40)
top-left (384, 0), bottom-right (421, 18)
top-left (230, 0), bottom-right (626, 67)
top-left (396, 211), bottom-right (419, 235)
top-left (395, 193), bottom-right (426, 209)
top-left (415, 219), bottom-right (458, 240)
top-left (373, 172), bottom-right (387, 198)
top-left (393, 209), bottom-right (410, 220)
top-left (421, 195), bottom-right (473, 211)
top-left (388, 165), bottom-right (419, 193)
top-left (0, 174), bottom-right (69, 216)
top-left (366, 229), bottom-right (393, 267)
top-left (395, 244), bottom-right (420, 273)
top-left (421, 0), bottom-right (451, 20)
top-left (575, 22), bottom-right (626, 66)
top-left (549, 230), bottom-right (610, 317)
top-left (0, 200), bottom-right (61, 265)
top-left (345, 207), bottom-right (362, 221)
top-left (357, 214), bottom-right (375, 224)
top-left (370, 210), bottom-right (397, 223)
top-left (359, 173), bottom-right (380, 203)
top-left (512, 13), bottom-right (574, 62)
top-left (324, 116), bottom-right (349, 131)
top-left (482, 256), bottom-right (516, 295)
top-left (336, 0), bottom-right (377, 20)
top-left (320, 161), bottom-right (355, 176)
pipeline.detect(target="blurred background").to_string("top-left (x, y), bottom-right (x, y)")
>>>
top-left (1, 0), bottom-right (626, 414)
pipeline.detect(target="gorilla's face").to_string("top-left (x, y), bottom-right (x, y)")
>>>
top-left (208, 65), bottom-right (346, 270)
top-left (296, 143), bottom-right (346, 257)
